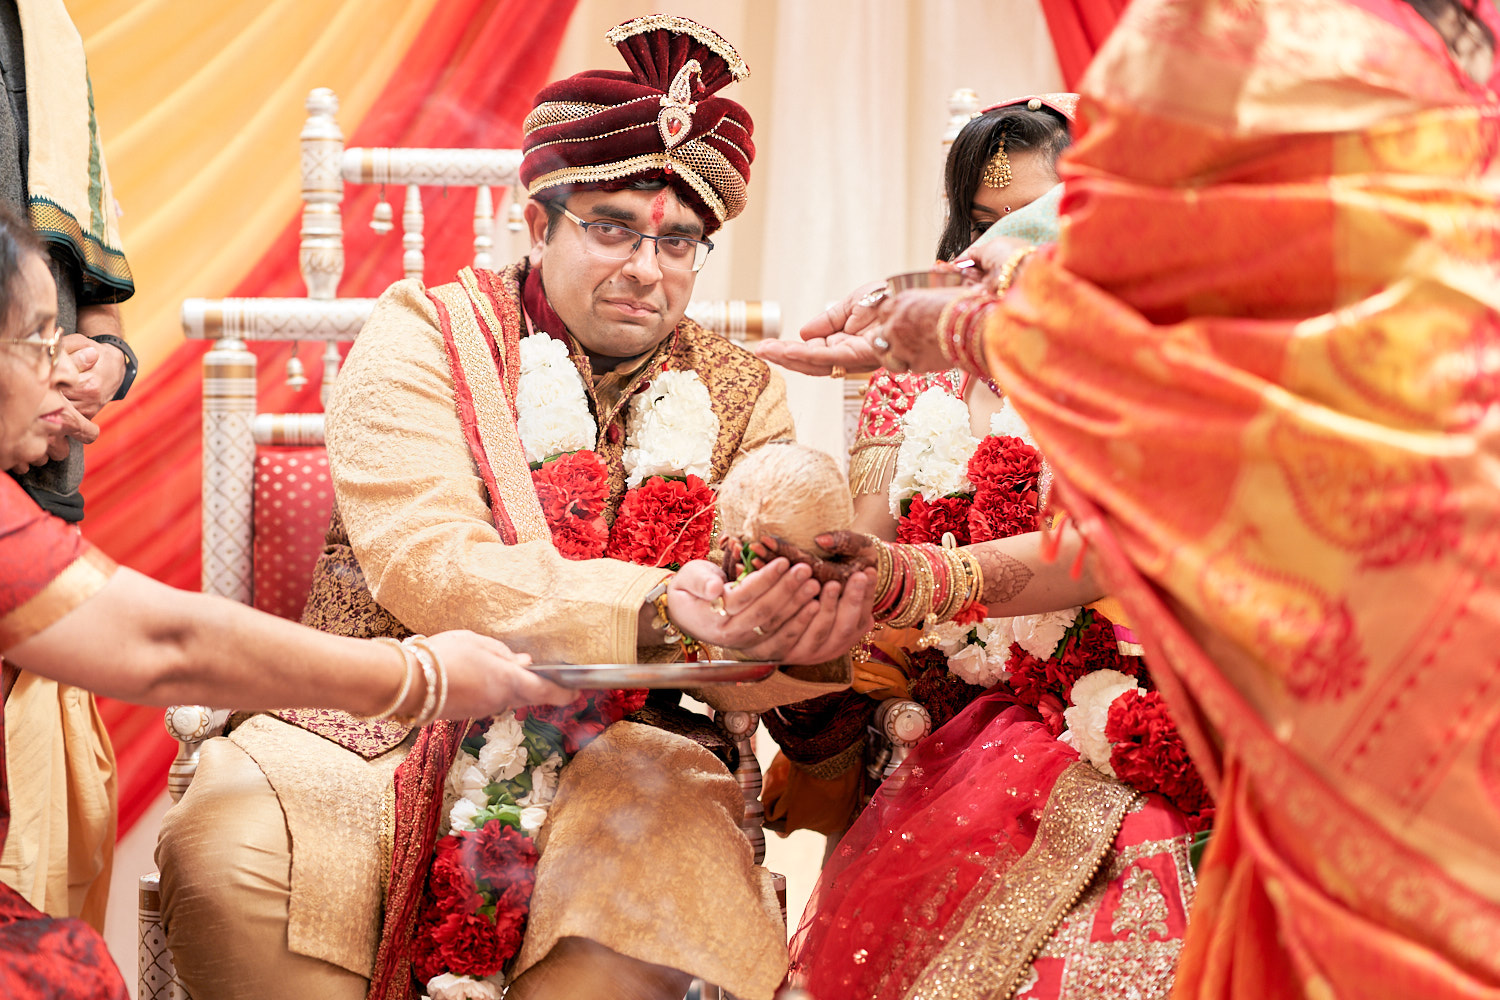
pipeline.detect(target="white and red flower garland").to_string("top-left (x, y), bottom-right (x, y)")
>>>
top-left (412, 334), bottom-right (721, 998)
top-left (890, 389), bottom-right (1212, 832)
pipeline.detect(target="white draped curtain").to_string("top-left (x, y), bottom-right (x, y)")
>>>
top-left (552, 1), bottom-right (1064, 456)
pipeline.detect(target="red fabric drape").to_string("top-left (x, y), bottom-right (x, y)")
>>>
top-left (82, 0), bottom-right (578, 836)
top-left (1038, 0), bottom-right (1132, 89)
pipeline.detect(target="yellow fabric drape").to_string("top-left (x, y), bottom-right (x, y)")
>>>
top-left (68, 0), bottom-right (442, 374)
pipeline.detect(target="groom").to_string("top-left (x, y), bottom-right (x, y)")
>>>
top-left (157, 16), bottom-right (872, 1000)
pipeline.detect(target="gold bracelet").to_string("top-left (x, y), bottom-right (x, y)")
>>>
top-left (869, 535), bottom-right (894, 605)
top-left (889, 548), bottom-right (934, 629)
top-left (651, 581), bottom-right (703, 658)
top-left (395, 636), bottom-right (438, 728)
top-left (408, 637), bottom-right (449, 726)
top-left (994, 245), bottom-right (1039, 296)
top-left (932, 546), bottom-right (966, 624)
top-left (363, 637), bottom-right (415, 720)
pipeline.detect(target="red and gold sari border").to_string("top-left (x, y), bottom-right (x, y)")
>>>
top-left (904, 762), bottom-right (1141, 1000)
top-left (0, 546), bottom-right (117, 649)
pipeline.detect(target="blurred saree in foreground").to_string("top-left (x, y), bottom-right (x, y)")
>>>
top-left (973, 0), bottom-right (1500, 996)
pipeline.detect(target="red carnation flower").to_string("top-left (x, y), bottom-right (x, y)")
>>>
top-left (606, 474), bottom-right (716, 568)
top-left (1006, 613), bottom-right (1142, 708)
top-left (532, 450), bottom-right (610, 561)
top-left (428, 837), bottom-right (483, 915)
top-left (592, 688), bottom-right (650, 726)
top-left (968, 488), bottom-right (1040, 543)
top-left (411, 907), bottom-right (449, 983)
top-left (1105, 688), bottom-right (1213, 829)
top-left (432, 909), bottom-right (509, 978)
top-left (967, 435), bottom-right (1040, 494)
top-left (897, 493), bottom-right (973, 545)
top-left (464, 820), bottom-right (540, 890)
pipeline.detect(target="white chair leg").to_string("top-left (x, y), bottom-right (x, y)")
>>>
top-left (139, 872), bottom-right (191, 1000)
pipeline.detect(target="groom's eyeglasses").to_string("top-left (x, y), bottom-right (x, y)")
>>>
top-left (560, 208), bottom-right (714, 273)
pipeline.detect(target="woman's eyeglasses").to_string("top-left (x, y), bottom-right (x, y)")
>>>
top-left (4, 325), bottom-right (64, 371)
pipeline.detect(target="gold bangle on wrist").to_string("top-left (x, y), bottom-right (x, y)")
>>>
top-left (408, 637), bottom-right (450, 726)
top-left (363, 637), bottom-right (415, 721)
top-left (994, 245), bottom-right (1039, 296)
top-left (650, 576), bottom-right (704, 658)
top-left (391, 636), bottom-right (438, 728)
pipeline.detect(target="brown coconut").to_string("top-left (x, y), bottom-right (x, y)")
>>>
top-left (715, 441), bottom-right (856, 684)
top-left (717, 440), bottom-right (854, 552)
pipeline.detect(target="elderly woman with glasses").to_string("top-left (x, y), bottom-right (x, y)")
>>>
top-left (0, 201), bottom-right (576, 997)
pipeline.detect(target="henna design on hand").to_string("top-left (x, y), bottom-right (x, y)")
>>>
top-left (977, 550), bottom-right (1034, 605)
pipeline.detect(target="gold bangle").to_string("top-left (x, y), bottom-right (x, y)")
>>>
top-left (994, 245), bottom-right (1039, 296)
top-left (409, 637), bottom-right (450, 726)
top-left (889, 548), bottom-right (934, 629)
top-left (395, 637), bottom-right (438, 729)
top-left (363, 637), bottom-right (415, 721)
top-left (652, 581), bottom-right (703, 657)
top-left (869, 535), bottom-right (894, 604)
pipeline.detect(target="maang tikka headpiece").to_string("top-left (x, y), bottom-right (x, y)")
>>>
top-left (982, 141), bottom-right (1013, 188)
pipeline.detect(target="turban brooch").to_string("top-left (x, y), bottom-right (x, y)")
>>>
top-left (520, 15), bottom-right (754, 235)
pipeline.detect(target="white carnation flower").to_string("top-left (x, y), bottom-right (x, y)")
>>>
top-left (974, 617), bottom-right (1017, 655)
top-left (925, 620), bottom-right (977, 657)
top-left (477, 714), bottom-right (527, 782)
top-left (516, 333), bottom-right (596, 463)
top-left (1063, 669), bottom-right (1142, 777)
top-left (427, 973), bottom-right (503, 1000)
top-left (946, 642), bottom-right (1009, 688)
top-left (447, 797), bottom-right (481, 833)
top-left (989, 398), bottom-right (1038, 449)
top-left (890, 388), bottom-right (978, 517)
top-left (521, 754), bottom-right (563, 807)
top-left (1013, 608), bottom-right (1080, 660)
top-left (450, 760), bottom-right (489, 808)
top-left (622, 370), bottom-right (719, 486)
top-left (519, 805), bottom-right (550, 837)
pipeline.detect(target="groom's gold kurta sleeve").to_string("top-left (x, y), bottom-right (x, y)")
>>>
top-left (327, 278), bottom-right (795, 665)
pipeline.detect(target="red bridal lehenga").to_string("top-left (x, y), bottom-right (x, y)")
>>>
top-left (788, 371), bottom-right (1204, 1000)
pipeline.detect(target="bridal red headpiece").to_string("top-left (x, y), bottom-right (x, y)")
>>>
top-left (520, 16), bottom-right (754, 234)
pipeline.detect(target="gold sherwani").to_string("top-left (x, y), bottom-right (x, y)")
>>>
top-left (158, 263), bottom-right (818, 1000)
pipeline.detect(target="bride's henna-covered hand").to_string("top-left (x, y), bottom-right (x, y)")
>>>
top-left (742, 531), bottom-right (882, 585)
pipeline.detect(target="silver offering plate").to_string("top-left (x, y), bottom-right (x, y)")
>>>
top-left (528, 660), bottom-right (778, 688)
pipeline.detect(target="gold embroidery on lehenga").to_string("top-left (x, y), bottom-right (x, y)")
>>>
top-left (903, 763), bottom-right (1140, 1000)
top-left (1111, 867), bottom-right (1170, 940)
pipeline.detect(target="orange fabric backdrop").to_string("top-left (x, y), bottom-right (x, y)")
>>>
top-left (75, 0), bottom-right (577, 834)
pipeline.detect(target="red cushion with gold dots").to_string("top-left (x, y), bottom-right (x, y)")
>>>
top-left (252, 446), bottom-right (333, 620)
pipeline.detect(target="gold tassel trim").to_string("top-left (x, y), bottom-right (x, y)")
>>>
top-left (848, 436), bottom-right (903, 497)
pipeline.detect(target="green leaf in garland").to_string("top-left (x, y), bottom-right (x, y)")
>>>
top-left (522, 717), bottom-right (566, 761)
top-left (1188, 829), bottom-right (1212, 873)
top-left (474, 803), bottom-right (524, 831)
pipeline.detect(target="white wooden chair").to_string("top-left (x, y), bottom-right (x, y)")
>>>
top-left (139, 87), bottom-right (782, 1000)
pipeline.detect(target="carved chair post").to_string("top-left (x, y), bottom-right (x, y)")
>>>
top-left (201, 338), bottom-right (256, 602)
top-left (300, 88), bottom-right (345, 300)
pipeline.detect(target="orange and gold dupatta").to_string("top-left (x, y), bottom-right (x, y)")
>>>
top-left (982, 0), bottom-right (1500, 996)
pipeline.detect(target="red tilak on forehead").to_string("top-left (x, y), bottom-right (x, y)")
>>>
top-left (651, 191), bottom-right (667, 227)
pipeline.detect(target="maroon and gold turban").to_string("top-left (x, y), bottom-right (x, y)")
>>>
top-left (520, 16), bottom-right (754, 235)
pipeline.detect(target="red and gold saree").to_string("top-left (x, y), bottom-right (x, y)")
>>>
top-left (0, 475), bottom-right (125, 998)
top-left (980, 0), bottom-right (1500, 996)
